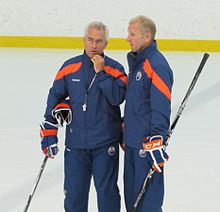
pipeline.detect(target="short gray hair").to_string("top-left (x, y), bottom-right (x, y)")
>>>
top-left (129, 15), bottom-right (156, 39)
top-left (84, 21), bottom-right (109, 41)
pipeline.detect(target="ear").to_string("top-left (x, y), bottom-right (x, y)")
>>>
top-left (144, 32), bottom-right (152, 43)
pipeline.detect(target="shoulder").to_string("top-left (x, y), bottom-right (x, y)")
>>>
top-left (146, 51), bottom-right (173, 77)
top-left (61, 55), bottom-right (83, 68)
top-left (104, 55), bottom-right (125, 71)
top-left (54, 55), bottom-right (83, 81)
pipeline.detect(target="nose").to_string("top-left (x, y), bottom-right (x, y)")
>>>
top-left (92, 41), bottom-right (97, 48)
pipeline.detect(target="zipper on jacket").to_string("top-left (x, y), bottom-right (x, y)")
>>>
top-left (82, 73), bottom-right (97, 112)
top-left (84, 107), bottom-right (88, 146)
top-left (83, 73), bottom-right (97, 146)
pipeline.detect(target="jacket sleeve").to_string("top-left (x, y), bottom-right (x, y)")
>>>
top-left (148, 64), bottom-right (173, 141)
top-left (96, 64), bottom-right (128, 106)
top-left (43, 63), bottom-right (70, 123)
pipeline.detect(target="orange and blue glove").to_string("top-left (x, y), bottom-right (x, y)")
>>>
top-left (40, 100), bottom-right (72, 158)
top-left (142, 135), bottom-right (169, 173)
top-left (40, 121), bottom-right (59, 159)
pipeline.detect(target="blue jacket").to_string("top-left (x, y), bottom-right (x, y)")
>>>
top-left (124, 41), bottom-right (173, 149)
top-left (44, 51), bottom-right (127, 149)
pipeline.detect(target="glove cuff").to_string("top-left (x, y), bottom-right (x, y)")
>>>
top-left (40, 121), bottom-right (58, 138)
top-left (142, 135), bottom-right (163, 151)
top-left (40, 129), bottom-right (58, 137)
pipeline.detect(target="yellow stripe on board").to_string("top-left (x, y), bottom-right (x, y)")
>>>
top-left (0, 36), bottom-right (84, 49)
top-left (0, 36), bottom-right (220, 52)
top-left (157, 39), bottom-right (220, 52)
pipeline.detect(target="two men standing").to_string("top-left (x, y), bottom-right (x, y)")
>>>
top-left (40, 15), bottom-right (173, 212)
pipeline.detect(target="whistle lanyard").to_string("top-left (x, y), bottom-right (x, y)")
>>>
top-left (82, 73), bottom-right (97, 112)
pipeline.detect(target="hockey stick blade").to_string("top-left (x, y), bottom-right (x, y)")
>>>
top-left (131, 53), bottom-right (209, 212)
top-left (23, 155), bottom-right (49, 212)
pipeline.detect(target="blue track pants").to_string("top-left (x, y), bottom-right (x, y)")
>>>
top-left (64, 142), bottom-right (120, 212)
top-left (124, 146), bottom-right (164, 212)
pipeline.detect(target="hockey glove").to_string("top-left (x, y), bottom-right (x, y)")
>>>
top-left (142, 135), bottom-right (169, 173)
top-left (52, 100), bottom-right (72, 127)
top-left (40, 121), bottom-right (59, 159)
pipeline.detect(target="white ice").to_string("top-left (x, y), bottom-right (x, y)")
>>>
top-left (0, 48), bottom-right (219, 212)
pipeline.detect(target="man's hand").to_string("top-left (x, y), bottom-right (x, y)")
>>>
top-left (91, 55), bottom-right (104, 73)
top-left (142, 135), bottom-right (169, 173)
top-left (40, 121), bottom-right (59, 159)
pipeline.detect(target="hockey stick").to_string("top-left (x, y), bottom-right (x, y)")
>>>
top-left (23, 155), bottom-right (49, 212)
top-left (132, 53), bottom-right (210, 212)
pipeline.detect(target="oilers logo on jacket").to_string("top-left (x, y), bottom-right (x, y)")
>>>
top-left (44, 51), bottom-right (127, 149)
top-left (124, 42), bottom-right (174, 149)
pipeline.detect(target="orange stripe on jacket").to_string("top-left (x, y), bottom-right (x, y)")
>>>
top-left (143, 59), bottom-right (171, 101)
top-left (104, 66), bottom-right (128, 85)
top-left (55, 62), bottom-right (82, 81)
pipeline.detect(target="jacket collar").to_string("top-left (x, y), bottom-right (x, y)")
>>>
top-left (127, 40), bottom-right (157, 64)
top-left (83, 50), bottom-right (93, 65)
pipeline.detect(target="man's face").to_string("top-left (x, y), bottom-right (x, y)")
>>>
top-left (83, 27), bottom-right (107, 58)
top-left (127, 21), bottom-right (149, 52)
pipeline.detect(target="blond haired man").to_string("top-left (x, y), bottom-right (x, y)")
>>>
top-left (123, 16), bottom-right (173, 211)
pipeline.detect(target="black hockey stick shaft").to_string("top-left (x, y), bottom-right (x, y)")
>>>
top-left (132, 53), bottom-right (209, 212)
top-left (23, 155), bottom-right (49, 212)
top-left (168, 52), bottom-right (209, 139)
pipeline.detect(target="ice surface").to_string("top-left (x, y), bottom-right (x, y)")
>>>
top-left (0, 48), bottom-right (219, 212)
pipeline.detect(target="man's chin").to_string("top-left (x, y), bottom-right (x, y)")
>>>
top-left (87, 52), bottom-right (98, 58)
top-left (130, 46), bottom-right (136, 52)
